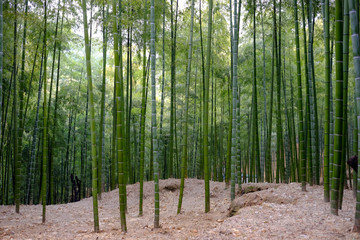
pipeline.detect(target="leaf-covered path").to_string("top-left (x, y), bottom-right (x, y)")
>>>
top-left (0, 179), bottom-right (359, 239)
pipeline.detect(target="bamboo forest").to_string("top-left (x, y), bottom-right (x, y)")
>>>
top-left (3, 0), bottom-right (360, 238)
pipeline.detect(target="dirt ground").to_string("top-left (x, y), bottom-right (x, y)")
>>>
top-left (1, 179), bottom-right (360, 239)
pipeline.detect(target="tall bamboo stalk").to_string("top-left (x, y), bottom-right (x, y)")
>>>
top-left (98, 2), bottom-right (108, 199)
top-left (260, 0), bottom-right (267, 180)
top-left (339, 0), bottom-right (349, 209)
top-left (273, 0), bottom-right (283, 183)
top-left (81, 0), bottom-right (99, 231)
top-left (230, 0), bottom-right (239, 201)
top-left (178, 0), bottom-right (195, 212)
top-left (307, 0), bottom-right (317, 186)
top-left (150, 0), bottom-right (160, 228)
top-left (330, 0), bottom-right (344, 216)
top-left (27, 40), bottom-right (44, 205)
top-left (321, 0), bottom-right (330, 201)
top-left (330, 38), bottom-right (334, 191)
top-left (41, 0), bottom-right (48, 222)
top-left (17, 0), bottom-right (29, 206)
top-left (282, 50), bottom-right (291, 183)
top-left (252, 0), bottom-right (260, 182)
top-left (348, 0), bottom-right (360, 230)
top-left (265, 23), bottom-right (275, 183)
top-left (300, 0), bottom-right (310, 185)
top-left (353, 93), bottom-right (358, 199)
top-left (203, 0), bottom-right (213, 213)
top-left (169, 0), bottom-right (178, 178)
top-left (13, 0), bottom-right (20, 213)
top-left (0, 0), bottom-right (3, 173)
top-left (112, 0), bottom-right (126, 231)
top-left (159, 0), bottom-right (165, 180)
top-left (50, 0), bottom-right (65, 204)
top-left (139, 0), bottom-right (148, 216)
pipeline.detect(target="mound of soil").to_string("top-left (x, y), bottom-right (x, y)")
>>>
top-left (228, 183), bottom-right (295, 217)
top-left (0, 179), bottom-right (359, 239)
top-left (161, 179), bottom-right (180, 192)
top-left (240, 183), bottom-right (280, 194)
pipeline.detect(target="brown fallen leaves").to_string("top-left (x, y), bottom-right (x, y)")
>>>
top-left (0, 179), bottom-right (359, 239)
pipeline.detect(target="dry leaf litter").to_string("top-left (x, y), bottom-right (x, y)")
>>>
top-left (0, 179), bottom-right (359, 239)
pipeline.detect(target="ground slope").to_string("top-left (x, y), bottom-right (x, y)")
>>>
top-left (0, 179), bottom-right (359, 239)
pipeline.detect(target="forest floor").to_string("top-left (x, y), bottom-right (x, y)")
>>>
top-left (1, 178), bottom-right (360, 240)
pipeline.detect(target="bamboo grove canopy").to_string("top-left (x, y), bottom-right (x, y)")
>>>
top-left (2, 0), bottom-right (360, 233)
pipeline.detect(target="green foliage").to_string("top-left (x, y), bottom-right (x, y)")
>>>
top-left (2, 0), bottom-right (359, 230)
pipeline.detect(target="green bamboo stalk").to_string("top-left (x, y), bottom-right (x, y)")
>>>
top-left (307, 0), bottom-right (317, 186)
top-left (1, 68), bottom-right (15, 204)
top-left (178, 0), bottom-right (195, 213)
top-left (98, 2), bottom-right (108, 199)
top-left (330, 0), bottom-right (343, 216)
top-left (81, 0), bottom-right (99, 231)
top-left (125, 26), bottom-right (130, 183)
top-left (41, 0), bottom-right (48, 222)
top-left (139, 0), bottom-right (148, 216)
top-left (118, 2), bottom-right (127, 204)
top-left (47, 0), bottom-right (61, 204)
top-left (226, 0), bottom-right (233, 187)
top-left (329, 38), bottom-right (334, 191)
top-left (218, 102), bottom-right (224, 182)
top-left (126, 26), bottom-right (133, 185)
top-left (237, 85), bottom-right (241, 189)
top-left (17, 0), bottom-right (29, 205)
top-left (199, 0), bottom-right (205, 180)
top-left (215, 79), bottom-right (219, 182)
top-left (149, 0), bottom-right (160, 228)
top-left (111, 64), bottom-right (117, 189)
top-left (192, 52), bottom-right (199, 179)
top-left (1, 44), bottom-right (12, 205)
top-left (173, 0), bottom-right (180, 178)
top-left (260, 0), bottom-right (267, 180)
top-left (278, 0), bottom-right (285, 183)
top-left (283, 49), bottom-right (294, 183)
top-left (50, 0), bottom-right (64, 205)
top-left (13, 0), bottom-right (20, 214)
top-left (144, 56), bottom-right (151, 180)
top-left (235, 0), bottom-right (242, 188)
top-left (28, 41), bottom-right (44, 205)
top-left (0, 0), bottom-right (3, 174)
top-left (273, 0), bottom-right (282, 183)
top-left (159, 0), bottom-right (165, 180)
top-left (253, 0), bottom-right (260, 182)
top-left (321, 0), bottom-right (331, 201)
top-left (250, 91), bottom-right (255, 182)
top-left (24, 17), bottom-right (41, 206)
top-left (312, 38), bottom-right (321, 186)
top-left (281, 51), bottom-right (291, 183)
top-left (81, 89), bottom-right (89, 199)
top-left (299, 0), bottom-right (310, 184)
top-left (339, 0), bottom-right (349, 209)
top-left (353, 94), bottom-right (358, 199)
top-left (109, 0), bottom-right (117, 189)
top-left (230, 0), bottom-right (239, 201)
top-left (211, 69), bottom-right (215, 180)
top-left (169, 0), bottom-right (177, 178)
top-left (348, 0), bottom-right (360, 230)
top-left (211, 61), bottom-right (215, 180)
top-left (289, 65), bottom-right (298, 182)
top-left (111, 86), bottom-right (117, 190)
top-left (265, 27), bottom-right (275, 183)
top-left (112, 0), bottom-right (126, 231)
top-left (225, 90), bottom-right (232, 187)
top-left (204, 0), bottom-right (213, 212)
